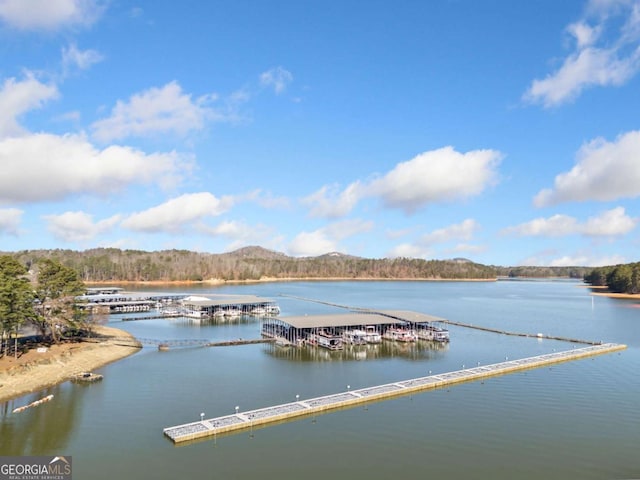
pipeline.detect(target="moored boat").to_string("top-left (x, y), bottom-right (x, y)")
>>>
top-left (416, 324), bottom-right (450, 342)
top-left (313, 331), bottom-right (343, 350)
top-left (265, 305), bottom-right (280, 316)
top-left (383, 328), bottom-right (417, 342)
top-left (343, 329), bottom-right (367, 345)
top-left (364, 326), bottom-right (382, 343)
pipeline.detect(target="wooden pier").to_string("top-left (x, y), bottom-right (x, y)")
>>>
top-left (163, 342), bottom-right (626, 444)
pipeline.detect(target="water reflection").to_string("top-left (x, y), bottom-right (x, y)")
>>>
top-left (265, 340), bottom-right (449, 362)
top-left (4, 281), bottom-right (639, 480)
top-left (1, 382), bottom-right (83, 455)
top-left (167, 314), bottom-right (262, 327)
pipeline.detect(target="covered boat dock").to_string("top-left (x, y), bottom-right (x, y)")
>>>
top-left (180, 294), bottom-right (280, 318)
top-left (261, 310), bottom-right (448, 347)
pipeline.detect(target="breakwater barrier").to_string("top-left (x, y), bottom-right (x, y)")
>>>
top-left (443, 320), bottom-right (598, 345)
top-left (163, 342), bottom-right (626, 444)
top-left (280, 294), bottom-right (599, 345)
top-left (106, 337), bottom-right (276, 350)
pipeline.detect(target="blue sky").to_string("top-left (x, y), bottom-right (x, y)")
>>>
top-left (1, 0), bottom-right (640, 267)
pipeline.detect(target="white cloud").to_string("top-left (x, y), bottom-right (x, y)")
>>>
top-left (55, 110), bottom-right (81, 123)
top-left (305, 147), bottom-right (501, 218)
top-left (518, 250), bottom-right (627, 267)
top-left (44, 211), bottom-right (120, 242)
top-left (286, 219), bottom-right (372, 257)
top-left (0, 133), bottom-right (188, 203)
top-left (387, 243), bottom-right (432, 259)
top-left (420, 219), bottom-right (480, 245)
top-left (303, 182), bottom-right (363, 218)
top-left (197, 220), bottom-right (282, 252)
top-left (582, 206), bottom-right (636, 235)
top-left (324, 219), bottom-right (374, 240)
top-left (385, 227), bottom-right (416, 240)
top-left (567, 21), bottom-right (601, 48)
top-left (199, 220), bottom-right (249, 238)
top-left (0, 0), bottom-right (103, 30)
top-left (239, 189), bottom-right (291, 210)
top-left (385, 219), bottom-right (480, 259)
top-left (0, 208), bottom-right (22, 235)
top-left (121, 192), bottom-right (233, 233)
top-left (534, 130), bottom-right (640, 206)
top-left (62, 43), bottom-right (103, 74)
top-left (524, 1), bottom-right (640, 107)
top-left (256, 193), bottom-right (291, 210)
top-left (259, 67), bottom-right (293, 94)
top-left (367, 147), bottom-right (502, 213)
top-left (549, 254), bottom-right (627, 267)
top-left (502, 214), bottom-right (580, 237)
top-left (0, 73), bottom-right (59, 138)
top-left (502, 207), bottom-right (636, 237)
top-left (446, 243), bottom-right (486, 255)
top-left (91, 81), bottom-right (233, 142)
top-left (288, 230), bottom-right (337, 257)
top-left (524, 47), bottom-right (637, 107)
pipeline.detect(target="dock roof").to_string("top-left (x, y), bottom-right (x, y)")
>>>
top-left (181, 294), bottom-right (276, 307)
top-left (278, 310), bottom-right (446, 329)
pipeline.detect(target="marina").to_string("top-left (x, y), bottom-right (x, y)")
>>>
top-left (163, 342), bottom-right (626, 444)
top-left (79, 288), bottom-right (281, 318)
top-left (83, 288), bottom-right (452, 352)
top-left (261, 310), bottom-right (449, 349)
top-left (3, 280), bottom-right (639, 480)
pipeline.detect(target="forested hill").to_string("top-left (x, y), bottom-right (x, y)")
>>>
top-left (583, 262), bottom-right (640, 294)
top-left (493, 265), bottom-right (589, 279)
top-left (9, 247), bottom-right (495, 282)
top-left (4, 247), bottom-right (588, 283)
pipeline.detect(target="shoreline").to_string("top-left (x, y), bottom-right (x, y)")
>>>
top-left (585, 285), bottom-right (640, 300)
top-left (85, 276), bottom-right (499, 286)
top-left (0, 325), bottom-right (141, 404)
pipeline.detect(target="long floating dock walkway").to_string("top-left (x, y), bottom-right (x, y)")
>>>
top-left (163, 342), bottom-right (626, 444)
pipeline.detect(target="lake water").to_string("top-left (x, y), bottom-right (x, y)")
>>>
top-left (2, 280), bottom-right (639, 479)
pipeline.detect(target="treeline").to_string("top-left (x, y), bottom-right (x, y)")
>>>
top-left (584, 263), bottom-right (640, 294)
top-left (1, 256), bottom-right (88, 356)
top-left (3, 246), bottom-right (596, 283)
top-left (6, 247), bottom-right (499, 282)
top-left (494, 266), bottom-right (589, 279)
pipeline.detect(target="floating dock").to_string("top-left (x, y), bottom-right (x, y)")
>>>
top-left (163, 342), bottom-right (626, 444)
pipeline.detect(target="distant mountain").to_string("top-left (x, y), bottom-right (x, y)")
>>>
top-left (224, 246), bottom-right (289, 260)
top-left (448, 258), bottom-right (473, 264)
top-left (315, 251), bottom-right (363, 260)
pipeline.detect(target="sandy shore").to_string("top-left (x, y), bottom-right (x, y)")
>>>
top-left (0, 326), bottom-right (141, 404)
top-left (591, 291), bottom-right (640, 299)
top-left (585, 285), bottom-right (640, 300)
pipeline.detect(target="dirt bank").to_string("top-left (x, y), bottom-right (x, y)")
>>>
top-left (0, 326), bottom-right (141, 404)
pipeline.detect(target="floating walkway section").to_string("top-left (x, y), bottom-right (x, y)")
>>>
top-left (164, 342), bottom-right (625, 444)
